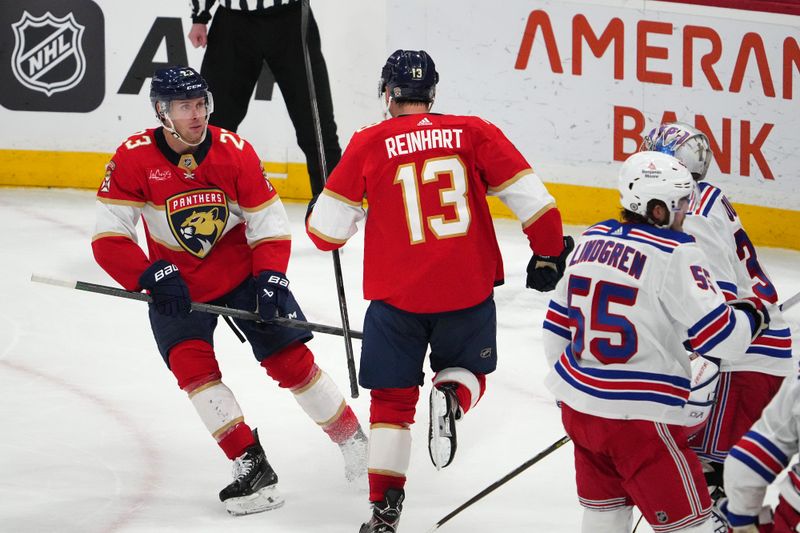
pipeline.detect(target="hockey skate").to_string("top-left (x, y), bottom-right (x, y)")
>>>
top-left (428, 383), bottom-right (462, 470)
top-left (359, 488), bottom-right (404, 533)
top-left (219, 429), bottom-right (284, 516)
top-left (339, 426), bottom-right (368, 489)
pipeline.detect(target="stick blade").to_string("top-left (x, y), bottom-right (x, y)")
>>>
top-left (30, 274), bottom-right (77, 289)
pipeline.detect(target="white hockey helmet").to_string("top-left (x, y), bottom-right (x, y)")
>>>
top-left (619, 151), bottom-right (695, 227)
top-left (640, 122), bottom-right (713, 181)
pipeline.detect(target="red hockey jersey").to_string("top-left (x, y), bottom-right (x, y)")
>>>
top-left (307, 113), bottom-right (563, 313)
top-left (92, 126), bottom-right (291, 303)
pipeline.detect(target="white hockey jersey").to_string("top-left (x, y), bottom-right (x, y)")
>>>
top-left (684, 182), bottom-right (793, 375)
top-left (723, 375), bottom-right (800, 527)
top-left (543, 219), bottom-right (763, 425)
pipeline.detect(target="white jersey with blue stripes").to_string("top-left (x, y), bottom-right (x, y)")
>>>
top-left (543, 219), bottom-right (760, 425)
top-left (723, 375), bottom-right (800, 527)
top-left (684, 181), bottom-right (793, 375)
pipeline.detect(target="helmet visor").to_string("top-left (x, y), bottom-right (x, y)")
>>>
top-left (159, 92), bottom-right (214, 120)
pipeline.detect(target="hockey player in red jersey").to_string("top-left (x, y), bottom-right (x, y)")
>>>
top-left (92, 66), bottom-right (367, 516)
top-left (641, 123), bottom-right (793, 505)
top-left (542, 151), bottom-right (772, 533)
top-left (306, 50), bottom-right (571, 532)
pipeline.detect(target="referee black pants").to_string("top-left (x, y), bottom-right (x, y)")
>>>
top-left (201, 5), bottom-right (341, 196)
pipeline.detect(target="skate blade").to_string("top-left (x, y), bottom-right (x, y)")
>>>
top-left (225, 484), bottom-right (285, 516)
top-left (428, 389), bottom-right (455, 470)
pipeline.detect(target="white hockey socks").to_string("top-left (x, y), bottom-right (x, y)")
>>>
top-left (188, 379), bottom-right (245, 441)
top-left (368, 423), bottom-right (412, 480)
top-left (582, 506), bottom-right (633, 533)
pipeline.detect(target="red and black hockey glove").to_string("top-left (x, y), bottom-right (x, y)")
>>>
top-left (728, 297), bottom-right (770, 339)
top-left (138, 260), bottom-right (192, 318)
top-left (526, 236), bottom-right (575, 292)
top-left (255, 270), bottom-right (290, 321)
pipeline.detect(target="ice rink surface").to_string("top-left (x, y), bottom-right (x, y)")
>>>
top-left (1, 187), bottom-right (798, 533)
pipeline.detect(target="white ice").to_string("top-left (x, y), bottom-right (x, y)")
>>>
top-left (1, 188), bottom-right (798, 533)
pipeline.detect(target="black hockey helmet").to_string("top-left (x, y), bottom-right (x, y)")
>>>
top-left (150, 66), bottom-right (209, 103)
top-left (378, 50), bottom-right (439, 103)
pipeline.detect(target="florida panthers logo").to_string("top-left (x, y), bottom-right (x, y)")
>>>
top-left (166, 189), bottom-right (229, 258)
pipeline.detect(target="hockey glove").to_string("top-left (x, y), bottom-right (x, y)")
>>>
top-left (526, 236), bottom-right (575, 292)
top-left (728, 297), bottom-right (770, 340)
top-left (255, 270), bottom-right (290, 321)
top-left (138, 260), bottom-right (191, 318)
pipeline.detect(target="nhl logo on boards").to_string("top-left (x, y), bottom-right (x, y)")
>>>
top-left (0, 0), bottom-right (105, 112)
top-left (11, 11), bottom-right (86, 97)
top-left (166, 189), bottom-right (229, 259)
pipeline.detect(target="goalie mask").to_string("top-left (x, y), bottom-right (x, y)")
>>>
top-left (150, 66), bottom-right (214, 147)
top-left (378, 49), bottom-right (439, 104)
top-left (640, 122), bottom-right (713, 181)
top-left (619, 151), bottom-right (695, 228)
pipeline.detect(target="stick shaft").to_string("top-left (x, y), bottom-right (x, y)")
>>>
top-left (429, 436), bottom-right (571, 531)
top-left (31, 275), bottom-right (363, 340)
top-left (300, 0), bottom-right (359, 398)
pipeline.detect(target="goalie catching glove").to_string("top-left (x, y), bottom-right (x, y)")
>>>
top-left (727, 297), bottom-right (770, 340)
top-left (255, 270), bottom-right (290, 321)
top-left (526, 236), bottom-right (575, 292)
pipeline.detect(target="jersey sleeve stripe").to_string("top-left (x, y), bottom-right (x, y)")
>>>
top-left (688, 304), bottom-right (737, 353)
top-left (486, 168), bottom-right (533, 193)
top-left (487, 171), bottom-right (556, 226)
top-left (240, 195), bottom-right (280, 212)
top-left (307, 225), bottom-right (349, 244)
top-left (746, 327), bottom-right (792, 358)
top-left (716, 281), bottom-right (738, 301)
top-left (97, 197), bottom-right (146, 208)
top-left (543, 301), bottom-right (570, 339)
top-left (323, 188), bottom-right (363, 206)
top-left (91, 231), bottom-right (133, 242)
top-left (521, 203), bottom-right (556, 230)
top-left (249, 235), bottom-right (292, 248)
top-left (728, 431), bottom-right (789, 482)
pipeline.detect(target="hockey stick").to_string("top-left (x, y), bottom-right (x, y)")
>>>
top-left (31, 274), bottom-right (364, 340)
top-left (427, 435), bottom-right (571, 532)
top-left (780, 290), bottom-right (800, 312)
top-left (300, 0), bottom-right (358, 398)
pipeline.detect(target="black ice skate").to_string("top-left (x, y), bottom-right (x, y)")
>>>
top-left (219, 429), bottom-right (284, 516)
top-left (428, 383), bottom-right (462, 470)
top-left (359, 488), bottom-right (404, 533)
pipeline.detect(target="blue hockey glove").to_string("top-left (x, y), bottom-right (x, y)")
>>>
top-left (728, 297), bottom-right (770, 340)
top-left (138, 260), bottom-right (191, 317)
top-left (255, 270), bottom-right (290, 320)
top-left (526, 236), bottom-right (575, 292)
